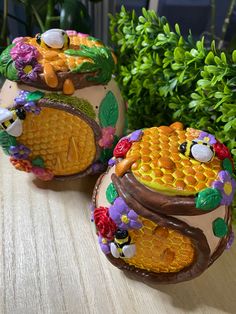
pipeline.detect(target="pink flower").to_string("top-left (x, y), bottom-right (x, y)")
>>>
top-left (12, 37), bottom-right (28, 44)
top-left (77, 32), bottom-right (89, 38)
top-left (10, 42), bottom-right (39, 63)
top-left (98, 127), bottom-right (116, 149)
top-left (66, 30), bottom-right (77, 36)
top-left (32, 167), bottom-right (54, 181)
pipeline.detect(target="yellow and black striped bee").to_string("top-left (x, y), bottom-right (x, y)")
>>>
top-left (110, 229), bottom-right (136, 259)
top-left (0, 108), bottom-right (26, 137)
top-left (179, 139), bottom-right (214, 163)
top-left (36, 29), bottom-right (70, 49)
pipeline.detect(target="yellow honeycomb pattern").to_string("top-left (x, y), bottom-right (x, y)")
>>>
top-left (126, 217), bottom-right (195, 273)
top-left (18, 107), bottom-right (96, 176)
top-left (27, 35), bottom-right (103, 73)
top-left (127, 127), bottom-right (222, 195)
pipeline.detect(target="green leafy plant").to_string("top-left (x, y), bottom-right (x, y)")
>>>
top-left (110, 7), bottom-right (236, 165)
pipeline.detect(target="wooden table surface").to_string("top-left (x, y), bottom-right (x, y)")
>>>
top-left (0, 153), bottom-right (236, 314)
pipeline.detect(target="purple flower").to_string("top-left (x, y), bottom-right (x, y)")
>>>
top-left (9, 144), bottom-right (31, 160)
top-left (24, 102), bottom-right (41, 115)
top-left (108, 157), bottom-right (116, 167)
top-left (197, 131), bottom-right (216, 145)
top-left (14, 91), bottom-right (30, 106)
top-left (226, 231), bottom-right (234, 250)
top-left (212, 170), bottom-right (236, 205)
top-left (129, 129), bottom-right (143, 142)
top-left (98, 235), bottom-right (111, 254)
top-left (91, 162), bottom-right (105, 174)
top-left (15, 59), bottom-right (42, 83)
top-left (109, 197), bottom-right (142, 230)
top-left (10, 42), bottom-right (39, 63)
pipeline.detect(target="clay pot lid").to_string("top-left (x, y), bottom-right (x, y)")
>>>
top-left (0, 29), bottom-right (115, 93)
top-left (114, 123), bottom-right (234, 198)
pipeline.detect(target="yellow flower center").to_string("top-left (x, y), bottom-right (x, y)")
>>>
top-left (203, 136), bottom-right (210, 142)
top-left (23, 65), bottom-right (33, 74)
top-left (102, 238), bottom-right (107, 244)
top-left (121, 214), bottom-right (129, 224)
top-left (224, 182), bottom-right (232, 195)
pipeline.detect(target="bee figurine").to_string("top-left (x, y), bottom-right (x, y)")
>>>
top-left (110, 229), bottom-right (136, 259)
top-left (0, 108), bottom-right (26, 137)
top-left (36, 29), bottom-right (70, 50)
top-left (179, 139), bottom-right (214, 163)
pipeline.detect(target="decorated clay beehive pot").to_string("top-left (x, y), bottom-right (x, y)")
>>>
top-left (92, 122), bottom-right (235, 283)
top-left (0, 29), bottom-right (126, 180)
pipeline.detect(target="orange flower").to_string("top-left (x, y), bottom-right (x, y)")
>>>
top-left (10, 157), bottom-right (32, 172)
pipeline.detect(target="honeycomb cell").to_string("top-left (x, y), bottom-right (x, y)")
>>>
top-left (141, 164), bottom-right (151, 172)
top-left (184, 167), bottom-right (196, 176)
top-left (131, 162), bottom-right (139, 170)
top-left (142, 175), bottom-right (152, 182)
top-left (195, 173), bottom-right (206, 181)
top-left (154, 227), bottom-right (169, 238)
top-left (175, 180), bottom-right (186, 190)
top-left (142, 156), bottom-right (152, 163)
top-left (163, 174), bottom-right (174, 184)
top-left (141, 148), bottom-right (151, 155)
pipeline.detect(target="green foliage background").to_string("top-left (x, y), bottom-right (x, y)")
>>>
top-left (109, 7), bottom-right (236, 166)
top-left (110, 7), bottom-right (236, 216)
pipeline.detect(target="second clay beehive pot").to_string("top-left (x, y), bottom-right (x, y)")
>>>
top-left (92, 123), bottom-right (235, 283)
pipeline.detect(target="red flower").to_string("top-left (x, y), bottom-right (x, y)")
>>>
top-left (213, 142), bottom-right (231, 160)
top-left (94, 206), bottom-right (117, 240)
top-left (32, 167), bottom-right (54, 181)
top-left (113, 138), bottom-right (132, 158)
top-left (10, 157), bottom-right (32, 172)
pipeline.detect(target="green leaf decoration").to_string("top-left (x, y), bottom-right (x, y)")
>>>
top-left (222, 158), bottom-right (233, 174)
top-left (32, 156), bottom-right (45, 168)
top-left (0, 44), bottom-right (18, 81)
top-left (195, 188), bottom-right (222, 211)
top-left (64, 45), bottom-right (115, 84)
top-left (0, 131), bottom-right (17, 155)
top-left (106, 183), bottom-right (118, 204)
top-left (213, 218), bottom-right (228, 238)
top-left (26, 91), bottom-right (44, 102)
top-left (99, 91), bottom-right (119, 127)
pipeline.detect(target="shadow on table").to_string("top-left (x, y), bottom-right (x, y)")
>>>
top-left (123, 250), bottom-right (236, 313)
top-left (30, 174), bottom-right (99, 195)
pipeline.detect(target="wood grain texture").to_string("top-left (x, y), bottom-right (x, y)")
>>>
top-left (0, 153), bottom-right (236, 314)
